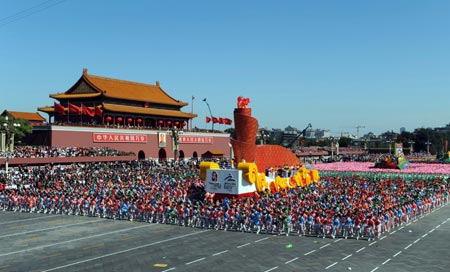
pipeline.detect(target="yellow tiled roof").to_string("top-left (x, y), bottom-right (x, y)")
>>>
top-left (49, 69), bottom-right (187, 107)
top-left (103, 103), bottom-right (197, 118)
top-left (2, 110), bottom-right (46, 121)
top-left (50, 93), bottom-right (101, 99)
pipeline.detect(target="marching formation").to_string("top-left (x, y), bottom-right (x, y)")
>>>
top-left (1, 160), bottom-right (449, 242)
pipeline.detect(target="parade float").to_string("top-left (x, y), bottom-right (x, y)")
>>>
top-left (200, 96), bottom-right (320, 199)
top-left (373, 142), bottom-right (409, 170)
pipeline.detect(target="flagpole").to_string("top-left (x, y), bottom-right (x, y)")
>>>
top-left (190, 95), bottom-right (194, 131)
top-left (67, 101), bottom-right (69, 123)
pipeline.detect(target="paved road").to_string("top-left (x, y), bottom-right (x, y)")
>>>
top-left (0, 204), bottom-right (449, 272)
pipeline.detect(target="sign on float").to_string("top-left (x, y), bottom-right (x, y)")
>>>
top-left (204, 169), bottom-right (256, 195)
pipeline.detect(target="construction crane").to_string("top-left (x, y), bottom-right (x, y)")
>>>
top-left (285, 123), bottom-right (312, 148)
top-left (355, 125), bottom-right (365, 139)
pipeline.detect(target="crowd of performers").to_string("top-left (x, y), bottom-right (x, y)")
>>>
top-left (1, 160), bottom-right (449, 241)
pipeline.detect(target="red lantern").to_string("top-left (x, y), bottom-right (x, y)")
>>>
top-left (105, 116), bottom-right (112, 122)
top-left (116, 117), bottom-right (123, 122)
top-left (167, 120), bottom-right (172, 125)
top-left (127, 117), bottom-right (133, 123)
top-left (174, 121), bottom-right (180, 126)
top-left (136, 118), bottom-right (142, 123)
top-left (182, 121), bottom-right (187, 127)
top-left (158, 120), bottom-right (163, 125)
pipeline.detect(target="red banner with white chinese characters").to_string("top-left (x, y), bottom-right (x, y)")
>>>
top-left (93, 133), bottom-right (147, 143)
top-left (179, 136), bottom-right (213, 144)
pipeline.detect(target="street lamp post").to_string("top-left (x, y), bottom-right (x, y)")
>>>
top-left (203, 98), bottom-right (214, 131)
top-left (169, 126), bottom-right (182, 161)
top-left (425, 140), bottom-right (431, 155)
top-left (408, 140), bottom-right (415, 154)
top-left (386, 140), bottom-right (392, 154)
top-left (259, 130), bottom-right (269, 145)
top-left (1, 116), bottom-right (20, 175)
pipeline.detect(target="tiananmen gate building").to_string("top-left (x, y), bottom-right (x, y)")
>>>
top-left (34, 69), bottom-right (231, 160)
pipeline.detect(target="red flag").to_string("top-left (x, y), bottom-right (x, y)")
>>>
top-left (82, 104), bottom-right (95, 117)
top-left (54, 102), bottom-right (65, 115)
top-left (212, 117), bottom-right (219, 124)
top-left (224, 118), bottom-right (232, 125)
top-left (206, 116), bottom-right (212, 123)
top-left (68, 103), bottom-right (81, 114)
top-left (218, 118), bottom-right (225, 124)
top-left (94, 105), bottom-right (103, 117)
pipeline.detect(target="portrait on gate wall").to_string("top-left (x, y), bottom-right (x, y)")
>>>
top-left (158, 132), bottom-right (167, 148)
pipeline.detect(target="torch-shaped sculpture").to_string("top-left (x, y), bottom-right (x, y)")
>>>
top-left (231, 96), bottom-right (258, 164)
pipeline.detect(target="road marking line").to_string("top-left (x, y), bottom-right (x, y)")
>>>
top-left (436, 224), bottom-right (441, 228)
top-left (255, 237), bottom-right (269, 243)
top-left (212, 250), bottom-right (228, 256)
top-left (393, 251), bottom-right (402, 257)
top-left (0, 214), bottom-right (60, 225)
top-left (185, 257), bottom-right (205, 265)
top-left (406, 222), bottom-right (411, 226)
top-left (369, 241), bottom-right (377, 246)
top-left (40, 230), bottom-right (208, 272)
top-left (442, 220), bottom-right (447, 224)
top-left (21, 236), bottom-right (40, 243)
top-left (429, 229), bottom-right (435, 233)
top-left (237, 243), bottom-right (251, 248)
top-left (413, 238), bottom-right (420, 244)
top-left (370, 267), bottom-right (379, 272)
top-left (390, 230), bottom-right (397, 235)
top-left (421, 233), bottom-right (428, 238)
top-left (356, 247), bottom-right (366, 253)
top-left (342, 254), bottom-right (352, 260)
top-left (0, 224), bottom-right (154, 257)
top-left (264, 266), bottom-right (278, 272)
top-left (40, 253), bottom-right (62, 259)
top-left (320, 243), bottom-right (330, 249)
top-left (162, 267), bottom-right (175, 272)
top-left (325, 262), bottom-right (338, 269)
top-left (0, 220), bottom-right (99, 239)
top-left (285, 257), bottom-right (298, 264)
top-left (120, 235), bottom-right (138, 241)
top-left (382, 258), bottom-right (391, 265)
top-left (380, 236), bottom-right (387, 240)
top-left (334, 238), bottom-right (342, 243)
top-left (404, 244), bottom-right (412, 250)
top-left (399, 226), bottom-right (404, 230)
top-left (304, 249), bottom-right (316, 255)
top-left (83, 243), bottom-right (104, 250)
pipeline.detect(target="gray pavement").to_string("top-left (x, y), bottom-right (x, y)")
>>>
top-left (0, 204), bottom-right (449, 272)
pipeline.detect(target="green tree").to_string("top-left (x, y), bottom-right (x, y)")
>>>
top-left (338, 137), bottom-right (352, 147)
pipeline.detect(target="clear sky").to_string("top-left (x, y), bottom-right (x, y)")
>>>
top-left (1, 0), bottom-right (449, 136)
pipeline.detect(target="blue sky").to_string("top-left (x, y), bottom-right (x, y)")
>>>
top-left (1, 0), bottom-right (449, 136)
